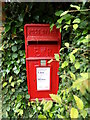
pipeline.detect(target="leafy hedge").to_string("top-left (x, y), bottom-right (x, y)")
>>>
top-left (1, 2), bottom-right (90, 119)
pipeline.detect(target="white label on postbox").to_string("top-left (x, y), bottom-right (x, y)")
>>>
top-left (36, 67), bottom-right (50, 91)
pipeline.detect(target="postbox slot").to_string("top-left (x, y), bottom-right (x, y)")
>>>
top-left (27, 41), bottom-right (58, 45)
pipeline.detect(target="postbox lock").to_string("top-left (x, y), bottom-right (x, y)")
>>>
top-left (40, 60), bottom-right (46, 66)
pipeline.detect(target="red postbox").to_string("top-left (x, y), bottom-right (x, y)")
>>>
top-left (24, 24), bottom-right (61, 101)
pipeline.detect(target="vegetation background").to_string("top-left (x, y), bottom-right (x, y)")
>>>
top-left (1, 1), bottom-right (90, 119)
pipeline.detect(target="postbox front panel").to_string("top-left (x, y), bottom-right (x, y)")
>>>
top-left (24, 24), bottom-right (61, 100)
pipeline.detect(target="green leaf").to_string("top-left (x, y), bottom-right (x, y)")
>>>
top-left (85, 34), bottom-right (90, 39)
top-left (54, 54), bottom-right (59, 61)
top-left (28, 102), bottom-right (30, 106)
top-left (80, 72), bottom-right (90, 79)
top-left (81, 110), bottom-right (87, 118)
top-left (74, 95), bottom-right (84, 110)
top-left (60, 47), bottom-right (64, 52)
top-left (69, 72), bottom-right (76, 80)
top-left (55, 10), bottom-right (63, 16)
top-left (73, 24), bottom-right (78, 30)
top-left (80, 84), bottom-right (86, 95)
top-left (13, 66), bottom-right (20, 75)
top-left (5, 24), bottom-right (10, 32)
top-left (63, 25), bottom-right (69, 30)
top-left (7, 106), bottom-right (10, 111)
top-left (43, 100), bottom-right (53, 111)
top-left (49, 94), bottom-right (61, 104)
top-left (12, 46), bottom-right (17, 52)
top-left (25, 94), bottom-right (30, 99)
top-left (50, 23), bottom-right (54, 31)
top-left (57, 114), bottom-right (65, 118)
top-left (69, 53), bottom-right (75, 63)
top-left (65, 42), bottom-right (69, 48)
top-left (60, 11), bottom-right (69, 17)
top-left (9, 76), bottom-right (13, 83)
top-left (12, 53), bottom-right (18, 59)
top-left (41, 99), bottom-right (46, 105)
top-left (66, 20), bottom-right (71, 24)
top-left (49, 112), bottom-right (53, 118)
top-left (73, 18), bottom-right (80, 23)
top-left (71, 48), bottom-right (79, 54)
top-left (70, 4), bottom-right (80, 10)
top-left (19, 109), bottom-right (23, 116)
top-left (11, 82), bottom-right (15, 87)
top-left (75, 62), bottom-right (80, 69)
top-left (16, 102), bottom-right (21, 109)
top-left (38, 114), bottom-right (46, 119)
top-left (61, 61), bottom-right (68, 68)
top-left (3, 82), bottom-right (7, 88)
top-left (70, 108), bottom-right (78, 118)
top-left (81, 39), bottom-right (89, 44)
top-left (57, 17), bottom-right (63, 24)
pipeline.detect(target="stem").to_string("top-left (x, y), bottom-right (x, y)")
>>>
top-left (68, 9), bottom-right (90, 13)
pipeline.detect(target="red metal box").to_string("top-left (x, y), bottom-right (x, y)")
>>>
top-left (24, 24), bottom-right (61, 101)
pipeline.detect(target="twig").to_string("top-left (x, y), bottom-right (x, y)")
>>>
top-left (68, 9), bottom-right (90, 13)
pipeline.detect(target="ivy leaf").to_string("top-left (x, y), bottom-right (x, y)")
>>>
top-left (50, 94), bottom-right (61, 104)
top-left (73, 24), bottom-right (78, 30)
top-left (69, 53), bottom-right (75, 63)
top-left (70, 108), bottom-right (78, 118)
top-left (61, 61), bottom-right (68, 68)
top-left (83, 79), bottom-right (90, 92)
top-left (70, 4), bottom-right (80, 10)
top-left (75, 62), bottom-right (80, 69)
top-left (57, 114), bottom-right (65, 118)
top-left (66, 20), bottom-right (71, 24)
top-left (60, 11), bottom-right (69, 17)
top-left (19, 109), bottom-right (23, 116)
top-left (9, 76), bottom-right (13, 83)
top-left (81, 110), bottom-right (87, 118)
top-left (55, 10), bottom-right (63, 16)
top-left (74, 95), bottom-right (84, 110)
top-left (25, 94), bottom-right (30, 99)
top-left (57, 17), bottom-right (63, 24)
top-left (50, 23), bottom-right (54, 31)
top-left (11, 82), bottom-right (15, 87)
top-left (12, 53), bottom-right (18, 59)
top-left (73, 18), bottom-right (80, 23)
top-left (65, 42), bottom-right (69, 48)
top-left (28, 102), bottom-right (30, 106)
top-left (16, 102), bottom-right (21, 109)
top-left (54, 54), bottom-right (59, 61)
top-left (80, 83), bottom-right (86, 95)
top-left (38, 114), bottom-right (46, 119)
top-left (71, 49), bottom-right (79, 54)
top-left (12, 46), bottom-right (17, 52)
top-left (43, 100), bottom-right (53, 111)
top-left (3, 82), bottom-right (7, 88)
top-left (80, 72), bottom-right (90, 79)
top-left (63, 25), bottom-right (69, 30)
top-left (41, 99), bottom-right (46, 105)
top-left (5, 24), bottom-right (10, 32)
top-left (69, 72), bottom-right (76, 80)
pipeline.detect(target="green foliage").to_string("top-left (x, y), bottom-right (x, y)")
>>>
top-left (49, 94), bottom-right (61, 104)
top-left (1, 2), bottom-right (90, 119)
top-left (43, 100), bottom-right (53, 111)
top-left (54, 54), bottom-right (59, 61)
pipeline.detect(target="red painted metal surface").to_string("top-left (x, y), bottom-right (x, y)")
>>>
top-left (24, 24), bottom-right (61, 101)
